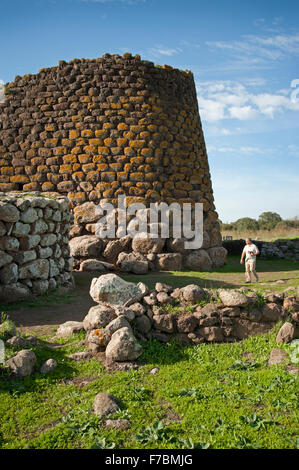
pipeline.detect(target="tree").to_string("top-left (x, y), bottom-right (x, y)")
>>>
top-left (258, 212), bottom-right (282, 230)
top-left (233, 217), bottom-right (259, 231)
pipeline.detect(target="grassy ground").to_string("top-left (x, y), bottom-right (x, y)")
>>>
top-left (0, 256), bottom-right (298, 449)
top-left (222, 229), bottom-right (299, 241)
top-left (0, 327), bottom-right (298, 449)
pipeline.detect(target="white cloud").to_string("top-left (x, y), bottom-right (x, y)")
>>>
top-left (229, 105), bottom-right (257, 120)
top-left (148, 46), bottom-right (182, 57)
top-left (197, 98), bottom-right (226, 122)
top-left (208, 145), bottom-right (264, 155)
top-left (196, 79), bottom-right (299, 122)
top-left (206, 33), bottom-right (299, 67)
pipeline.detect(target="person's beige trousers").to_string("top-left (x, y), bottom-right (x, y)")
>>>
top-left (245, 259), bottom-right (259, 282)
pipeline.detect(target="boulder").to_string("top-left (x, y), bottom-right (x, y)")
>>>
top-left (220, 307), bottom-right (241, 317)
top-left (80, 259), bottom-right (108, 272)
top-left (68, 351), bottom-right (93, 361)
top-left (184, 249), bottom-right (212, 271)
top-left (198, 326), bottom-right (224, 342)
top-left (268, 348), bottom-right (289, 366)
top-left (156, 292), bottom-right (172, 304)
top-left (89, 274), bottom-right (144, 306)
top-left (105, 316), bottom-right (131, 338)
top-left (6, 336), bottom-right (33, 349)
top-left (155, 253), bottom-right (182, 271)
top-left (74, 202), bottom-right (99, 224)
top-left (155, 282), bottom-right (172, 293)
top-left (262, 303), bottom-right (282, 322)
top-left (69, 235), bottom-right (102, 258)
top-left (103, 236), bottom-right (131, 263)
top-left (208, 246), bottom-right (227, 268)
top-left (0, 263), bottom-right (18, 284)
top-left (56, 321), bottom-right (84, 338)
top-left (0, 251), bottom-right (13, 269)
top-left (132, 233), bottom-right (165, 254)
top-left (152, 314), bottom-right (174, 333)
top-left (292, 312), bottom-right (299, 323)
top-left (129, 302), bottom-right (146, 316)
top-left (166, 238), bottom-right (186, 254)
top-left (176, 314), bottom-right (198, 333)
top-left (19, 259), bottom-right (49, 280)
top-left (83, 305), bottom-right (116, 331)
top-left (283, 296), bottom-right (299, 312)
top-left (40, 359), bottom-right (57, 374)
top-left (134, 315), bottom-right (152, 334)
top-left (93, 393), bottom-right (121, 417)
top-left (105, 419), bottom-right (131, 430)
top-left (0, 202), bottom-right (20, 222)
top-left (0, 283), bottom-right (31, 303)
top-left (105, 327), bottom-right (142, 361)
top-left (32, 279), bottom-right (49, 295)
top-left (117, 252), bottom-right (148, 274)
top-left (6, 350), bottom-right (37, 378)
top-left (218, 289), bottom-right (250, 307)
top-left (276, 322), bottom-right (295, 344)
top-left (182, 284), bottom-right (205, 303)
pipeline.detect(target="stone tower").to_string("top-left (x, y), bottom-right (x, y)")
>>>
top-left (0, 53), bottom-right (226, 273)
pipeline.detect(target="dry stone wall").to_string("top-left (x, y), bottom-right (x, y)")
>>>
top-left (0, 53), bottom-right (226, 272)
top-left (0, 192), bottom-right (73, 302)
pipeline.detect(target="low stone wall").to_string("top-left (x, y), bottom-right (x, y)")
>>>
top-left (223, 238), bottom-right (299, 261)
top-left (54, 274), bottom-right (298, 365)
top-left (0, 192), bottom-right (73, 302)
top-left (260, 239), bottom-right (299, 261)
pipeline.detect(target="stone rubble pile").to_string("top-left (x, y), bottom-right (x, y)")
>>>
top-left (69, 202), bottom-right (228, 274)
top-left (0, 192), bottom-right (74, 302)
top-left (68, 273), bottom-right (299, 363)
top-left (3, 275), bottom-right (298, 378)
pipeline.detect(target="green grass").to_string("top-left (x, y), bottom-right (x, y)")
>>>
top-left (0, 325), bottom-right (298, 449)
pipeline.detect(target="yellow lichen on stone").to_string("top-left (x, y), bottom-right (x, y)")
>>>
top-left (78, 154), bottom-right (91, 164)
top-left (45, 124), bottom-right (56, 132)
top-left (129, 140), bottom-right (146, 149)
top-left (45, 138), bottom-right (59, 148)
top-left (109, 163), bottom-right (122, 172)
top-left (63, 154), bottom-right (77, 163)
top-left (23, 182), bottom-right (39, 191)
top-left (59, 164), bottom-right (72, 174)
top-left (117, 172), bottom-right (128, 181)
top-left (1, 167), bottom-right (13, 175)
top-left (41, 182), bottom-right (55, 191)
top-left (117, 138), bottom-right (127, 147)
top-left (117, 123), bottom-right (129, 131)
top-left (124, 147), bottom-right (135, 157)
top-left (140, 148), bottom-right (152, 157)
top-left (81, 129), bottom-right (93, 138)
top-left (37, 165), bottom-right (48, 173)
top-left (72, 171), bottom-right (85, 182)
top-left (93, 155), bottom-right (106, 163)
top-left (10, 175), bottom-right (30, 183)
top-left (98, 146), bottom-right (110, 156)
top-left (95, 130), bottom-right (108, 138)
top-left (89, 138), bottom-right (102, 146)
top-left (69, 130), bottom-right (80, 139)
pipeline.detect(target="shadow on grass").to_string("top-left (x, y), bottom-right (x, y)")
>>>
top-left (139, 338), bottom-right (187, 366)
top-left (0, 338), bottom-right (84, 395)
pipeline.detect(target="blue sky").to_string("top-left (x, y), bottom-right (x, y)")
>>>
top-left (1, 0), bottom-right (298, 222)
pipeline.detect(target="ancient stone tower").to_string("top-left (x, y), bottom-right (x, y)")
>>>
top-left (0, 53), bottom-right (226, 273)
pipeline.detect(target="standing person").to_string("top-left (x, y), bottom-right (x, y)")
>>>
top-left (240, 238), bottom-right (260, 283)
